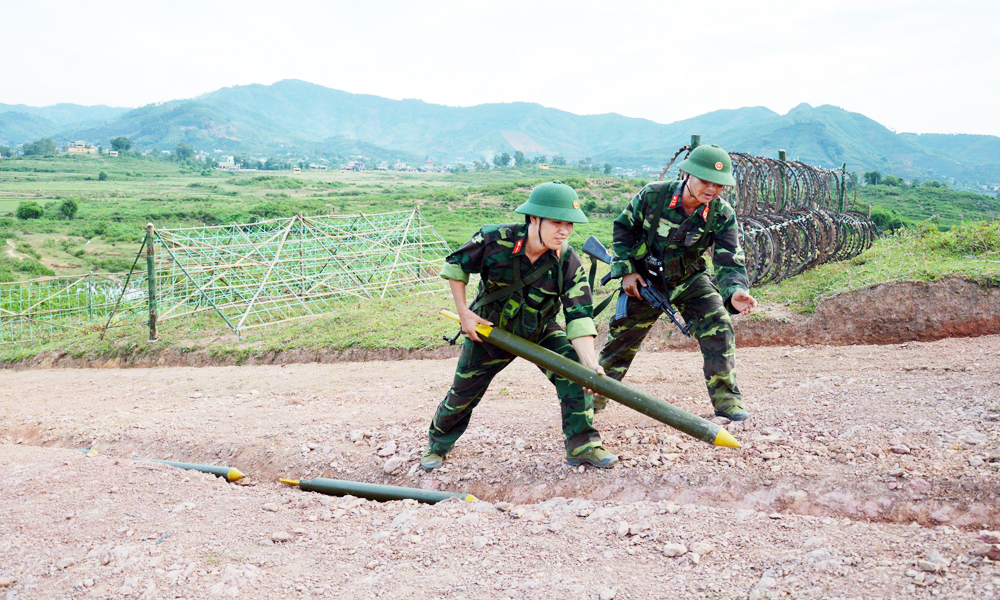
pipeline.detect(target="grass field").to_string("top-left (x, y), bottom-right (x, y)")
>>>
top-left (1, 154), bottom-right (998, 362)
top-left (0, 155), bottom-right (643, 283)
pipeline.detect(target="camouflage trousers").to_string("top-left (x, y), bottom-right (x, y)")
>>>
top-left (429, 321), bottom-right (602, 456)
top-left (599, 272), bottom-right (742, 412)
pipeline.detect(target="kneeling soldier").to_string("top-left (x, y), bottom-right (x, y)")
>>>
top-left (422, 181), bottom-right (618, 471)
top-left (597, 144), bottom-right (758, 421)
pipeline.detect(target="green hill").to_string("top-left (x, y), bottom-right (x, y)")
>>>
top-left (6, 80), bottom-right (1000, 188)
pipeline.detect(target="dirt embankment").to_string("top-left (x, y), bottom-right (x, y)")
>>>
top-left (652, 277), bottom-right (1000, 351)
top-left (5, 277), bottom-right (999, 370)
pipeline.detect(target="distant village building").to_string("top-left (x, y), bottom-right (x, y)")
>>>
top-left (109, 150), bottom-right (119, 157)
top-left (68, 141), bottom-right (96, 155)
top-left (292, 167), bottom-right (302, 174)
top-left (217, 156), bottom-right (238, 170)
top-left (538, 163), bottom-right (550, 170)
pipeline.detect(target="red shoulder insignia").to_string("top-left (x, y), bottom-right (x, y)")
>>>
top-left (701, 205), bottom-right (710, 220)
top-left (668, 194), bottom-right (679, 209)
top-left (513, 239), bottom-right (524, 254)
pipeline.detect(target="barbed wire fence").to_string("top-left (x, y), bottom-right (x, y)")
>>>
top-left (0, 208), bottom-right (451, 344)
top-left (659, 136), bottom-right (878, 285)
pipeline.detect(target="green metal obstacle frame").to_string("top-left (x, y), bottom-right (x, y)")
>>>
top-left (0, 208), bottom-right (451, 343)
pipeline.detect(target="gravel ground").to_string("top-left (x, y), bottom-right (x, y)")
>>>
top-left (2, 335), bottom-right (1000, 598)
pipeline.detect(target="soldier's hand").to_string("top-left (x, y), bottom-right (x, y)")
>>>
top-left (731, 290), bottom-right (758, 315)
top-left (583, 365), bottom-right (605, 396)
top-left (622, 273), bottom-right (647, 299)
top-left (458, 307), bottom-right (492, 343)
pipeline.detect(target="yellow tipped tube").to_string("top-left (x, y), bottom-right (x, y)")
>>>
top-left (713, 428), bottom-right (742, 448)
top-left (134, 458), bottom-right (246, 481)
top-left (440, 309), bottom-right (740, 449)
top-left (282, 476), bottom-right (477, 504)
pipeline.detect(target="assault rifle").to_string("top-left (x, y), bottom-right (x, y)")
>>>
top-left (581, 235), bottom-right (691, 338)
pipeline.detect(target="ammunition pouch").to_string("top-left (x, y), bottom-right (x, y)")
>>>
top-left (475, 292), bottom-right (555, 358)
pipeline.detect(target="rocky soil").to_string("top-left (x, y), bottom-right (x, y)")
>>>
top-left (2, 334), bottom-right (1000, 598)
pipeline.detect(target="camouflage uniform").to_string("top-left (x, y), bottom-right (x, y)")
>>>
top-left (430, 222), bottom-right (603, 456)
top-left (600, 180), bottom-right (750, 414)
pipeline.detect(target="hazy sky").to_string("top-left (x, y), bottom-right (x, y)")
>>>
top-left (3, 0), bottom-right (998, 136)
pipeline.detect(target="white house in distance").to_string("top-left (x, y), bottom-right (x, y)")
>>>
top-left (67, 141), bottom-right (96, 154)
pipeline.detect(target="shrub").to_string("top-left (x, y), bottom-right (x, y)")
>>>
top-left (869, 205), bottom-right (912, 232)
top-left (15, 201), bottom-right (44, 220)
top-left (98, 171), bottom-right (108, 181)
top-left (95, 257), bottom-right (135, 272)
top-left (58, 197), bottom-right (79, 219)
top-left (922, 221), bottom-right (1000, 255)
top-left (15, 242), bottom-right (41, 259)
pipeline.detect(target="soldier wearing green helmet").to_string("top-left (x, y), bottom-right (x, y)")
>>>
top-left (594, 144), bottom-right (759, 421)
top-left (421, 181), bottom-right (619, 471)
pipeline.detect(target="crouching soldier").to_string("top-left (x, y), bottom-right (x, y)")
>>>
top-left (421, 181), bottom-right (618, 471)
top-left (596, 144), bottom-right (758, 421)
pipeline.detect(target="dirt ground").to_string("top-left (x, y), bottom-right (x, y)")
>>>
top-left (2, 335), bottom-right (1000, 599)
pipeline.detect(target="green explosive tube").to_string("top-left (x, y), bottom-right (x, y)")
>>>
top-left (440, 310), bottom-right (739, 448)
top-left (281, 477), bottom-right (477, 504)
top-left (134, 458), bottom-right (245, 482)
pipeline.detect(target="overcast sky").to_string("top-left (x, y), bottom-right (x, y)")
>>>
top-left (3, 0), bottom-right (998, 136)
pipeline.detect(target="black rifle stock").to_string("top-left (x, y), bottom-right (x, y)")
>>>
top-left (581, 235), bottom-right (692, 338)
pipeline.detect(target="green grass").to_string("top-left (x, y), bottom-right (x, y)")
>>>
top-left (855, 183), bottom-right (1000, 230)
top-left (755, 222), bottom-right (1000, 312)
top-left (0, 156), bottom-right (641, 282)
top-left (0, 154), bottom-right (998, 363)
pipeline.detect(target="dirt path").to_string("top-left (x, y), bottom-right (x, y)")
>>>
top-left (2, 336), bottom-right (999, 598)
top-left (4, 238), bottom-right (28, 261)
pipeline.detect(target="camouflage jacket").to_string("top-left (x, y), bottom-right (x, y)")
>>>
top-left (609, 180), bottom-right (750, 309)
top-left (440, 223), bottom-right (597, 340)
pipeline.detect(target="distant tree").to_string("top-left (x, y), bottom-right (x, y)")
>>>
top-left (513, 151), bottom-right (527, 167)
top-left (863, 170), bottom-right (882, 186)
top-left (535, 155), bottom-right (547, 164)
top-left (15, 201), bottom-right (44, 220)
top-left (474, 159), bottom-right (489, 171)
top-left (263, 157), bottom-right (289, 170)
top-left (23, 138), bottom-right (56, 156)
top-left (110, 136), bottom-right (133, 153)
top-left (923, 180), bottom-right (946, 188)
top-left (882, 175), bottom-right (903, 187)
top-left (98, 171), bottom-right (108, 181)
top-left (603, 163), bottom-right (613, 175)
top-left (58, 197), bottom-right (79, 219)
top-left (493, 152), bottom-right (511, 168)
top-left (450, 164), bottom-right (468, 173)
top-left (552, 155), bottom-right (567, 166)
top-left (0, 145), bottom-right (12, 157)
top-left (910, 178), bottom-right (921, 188)
top-left (174, 144), bottom-right (194, 162)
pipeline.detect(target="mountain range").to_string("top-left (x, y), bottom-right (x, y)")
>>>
top-left (2, 79), bottom-right (998, 188)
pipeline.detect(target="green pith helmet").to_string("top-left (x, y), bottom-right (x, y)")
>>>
top-left (514, 181), bottom-right (588, 223)
top-left (677, 144), bottom-right (737, 187)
